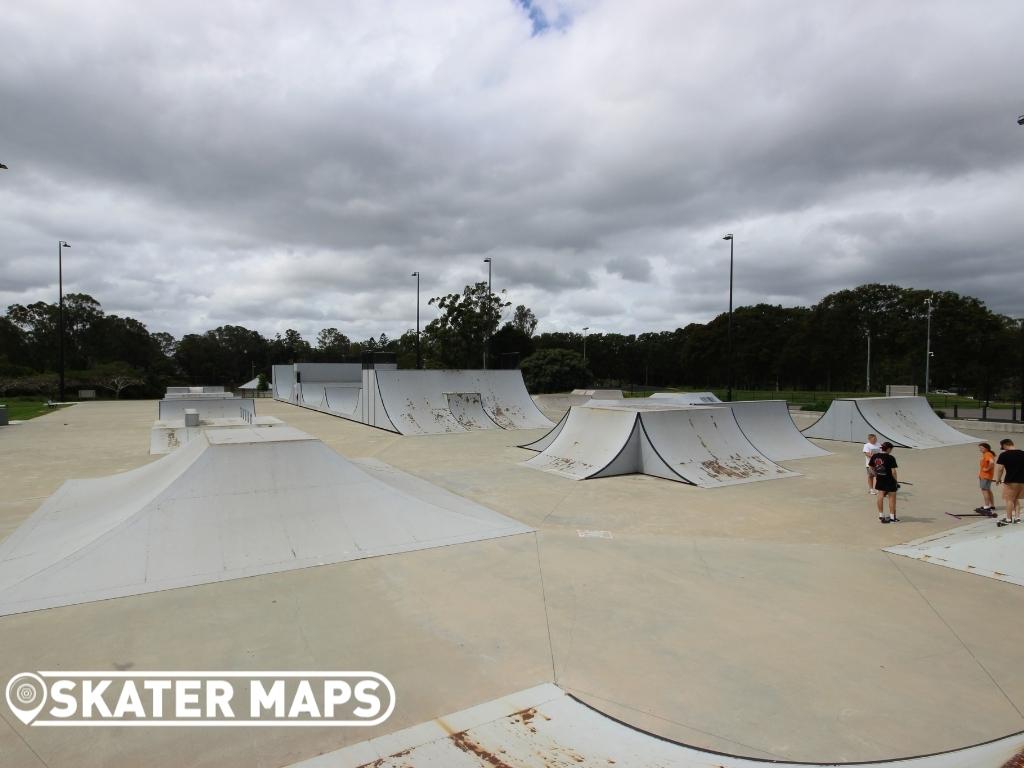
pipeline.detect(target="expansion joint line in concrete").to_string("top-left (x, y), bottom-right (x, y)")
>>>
top-left (884, 552), bottom-right (1024, 720)
top-left (533, 531), bottom-right (558, 684)
top-left (0, 707), bottom-right (51, 768)
top-left (565, 684), bottom-right (789, 760)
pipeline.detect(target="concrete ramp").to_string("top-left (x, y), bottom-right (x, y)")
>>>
top-left (713, 400), bottom-right (830, 461)
top-left (886, 522), bottom-right (1024, 587)
top-left (650, 391), bottom-right (722, 404)
top-left (0, 427), bottom-right (532, 616)
top-left (149, 415), bottom-right (283, 454)
top-left (157, 397), bottom-right (255, 421)
top-left (522, 404), bottom-right (797, 487)
top-left (287, 683), bottom-right (1024, 768)
top-left (639, 407), bottom-right (798, 486)
top-left (372, 369), bottom-right (554, 435)
top-left (446, 392), bottom-right (500, 431)
top-left (803, 396), bottom-right (978, 448)
top-left (323, 385), bottom-right (361, 417)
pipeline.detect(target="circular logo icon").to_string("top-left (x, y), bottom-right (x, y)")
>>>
top-left (5, 673), bottom-right (48, 725)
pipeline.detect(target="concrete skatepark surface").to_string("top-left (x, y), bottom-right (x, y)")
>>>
top-left (803, 397), bottom-right (979, 448)
top-left (522, 402), bottom-right (798, 486)
top-left (2, 400), bottom-right (1024, 767)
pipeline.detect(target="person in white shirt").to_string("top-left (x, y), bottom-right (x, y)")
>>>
top-left (863, 434), bottom-right (881, 495)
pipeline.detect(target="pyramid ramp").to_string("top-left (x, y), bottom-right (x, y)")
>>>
top-left (886, 521), bottom-right (1024, 587)
top-left (287, 683), bottom-right (1024, 768)
top-left (712, 400), bottom-right (830, 461)
top-left (803, 397), bottom-right (978, 448)
top-left (522, 404), bottom-right (797, 487)
top-left (0, 427), bottom-right (531, 616)
top-left (519, 409), bottom-right (570, 452)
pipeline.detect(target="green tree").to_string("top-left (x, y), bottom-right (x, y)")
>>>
top-left (520, 348), bottom-right (591, 393)
top-left (315, 328), bottom-right (351, 360)
top-left (424, 282), bottom-right (510, 368)
top-left (510, 304), bottom-right (538, 336)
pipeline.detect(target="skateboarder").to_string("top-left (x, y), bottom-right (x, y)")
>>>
top-left (863, 434), bottom-right (882, 494)
top-left (869, 442), bottom-right (899, 523)
top-left (975, 442), bottom-right (997, 516)
top-left (995, 438), bottom-right (1023, 527)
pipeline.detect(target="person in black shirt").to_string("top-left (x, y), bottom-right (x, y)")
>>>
top-left (869, 442), bottom-right (899, 523)
top-left (995, 438), bottom-right (1023, 527)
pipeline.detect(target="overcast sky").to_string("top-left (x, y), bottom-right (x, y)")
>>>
top-left (2, 0), bottom-right (1022, 343)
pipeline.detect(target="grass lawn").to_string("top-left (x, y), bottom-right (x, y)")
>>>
top-left (1, 396), bottom-right (73, 421)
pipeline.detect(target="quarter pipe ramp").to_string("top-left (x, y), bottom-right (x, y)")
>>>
top-left (521, 403), bottom-right (797, 487)
top-left (287, 683), bottom-right (1024, 768)
top-left (273, 364), bottom-right (552, 435)
top-left (711, 400), bottom-right (830, 461)
top-left (802, 396), bottom-right (979, 448)
top-left (0, 426), bottom-right (532, 616)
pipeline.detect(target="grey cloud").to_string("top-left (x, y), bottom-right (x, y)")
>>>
top-left (2, 0), bottom-right (1023, 342)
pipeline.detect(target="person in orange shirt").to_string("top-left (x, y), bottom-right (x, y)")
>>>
top-left (975, 442), bottom-right (997, 516)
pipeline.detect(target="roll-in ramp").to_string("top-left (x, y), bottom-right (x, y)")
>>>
top-left (286, 683), bottom-right (1024, 768)
top-left (0, 427), bottom-right (532, 616)
top-left (522, 404), bottom-right (798, 487)
top-left (802, 396), bottom-right (978, 448)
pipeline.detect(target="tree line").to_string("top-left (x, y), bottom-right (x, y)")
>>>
top-left (0, 283), bottom-right (1019, 399)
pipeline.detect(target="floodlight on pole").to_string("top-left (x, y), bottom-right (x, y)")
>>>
top-left (924, 296), bottom-right (936, 394)
top-left (411, 271), bottom-right (422, 369)
top-left (722, 234), bottom-right (734, 402)
top-left (865, 329), bottom-right (871, 393)
top-left (482, 257), bottom-right (493, 369)
top-left (58, 240), bottom-right (71, 402)
top-left (582, 327), bottom-right (589, 362)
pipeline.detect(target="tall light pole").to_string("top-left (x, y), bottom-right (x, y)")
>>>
top-left (58, 240), bottom-right (71, 402)
top-left (411, 271), bottom-right (421, 369)
top-left (924, 296), bottom-right (935, 394)
top-left (582, 327), bottom-right (589, 363)
top-left (722, 234), bottom-right (734, 402)
top-left (865, 329), bottom-right (871, 393)
top-left (482, 257), bottom-right (493, 370)
top-left (1017, 318), bottom-right (1023, 423)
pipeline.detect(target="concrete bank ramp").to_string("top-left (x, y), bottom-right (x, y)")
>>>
top-left (0, 427), bottom-right (531, 616)
top-left (286, 683), bottom-right (1024, 768)
top-left (521, 404), bottom-right (797, 487)
top-left (886, 521), bottom-right (1024, 587)
top-left (712, 400), bottom-right (830, 461)
top-left (802, 396), bottom-right (979, 448)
